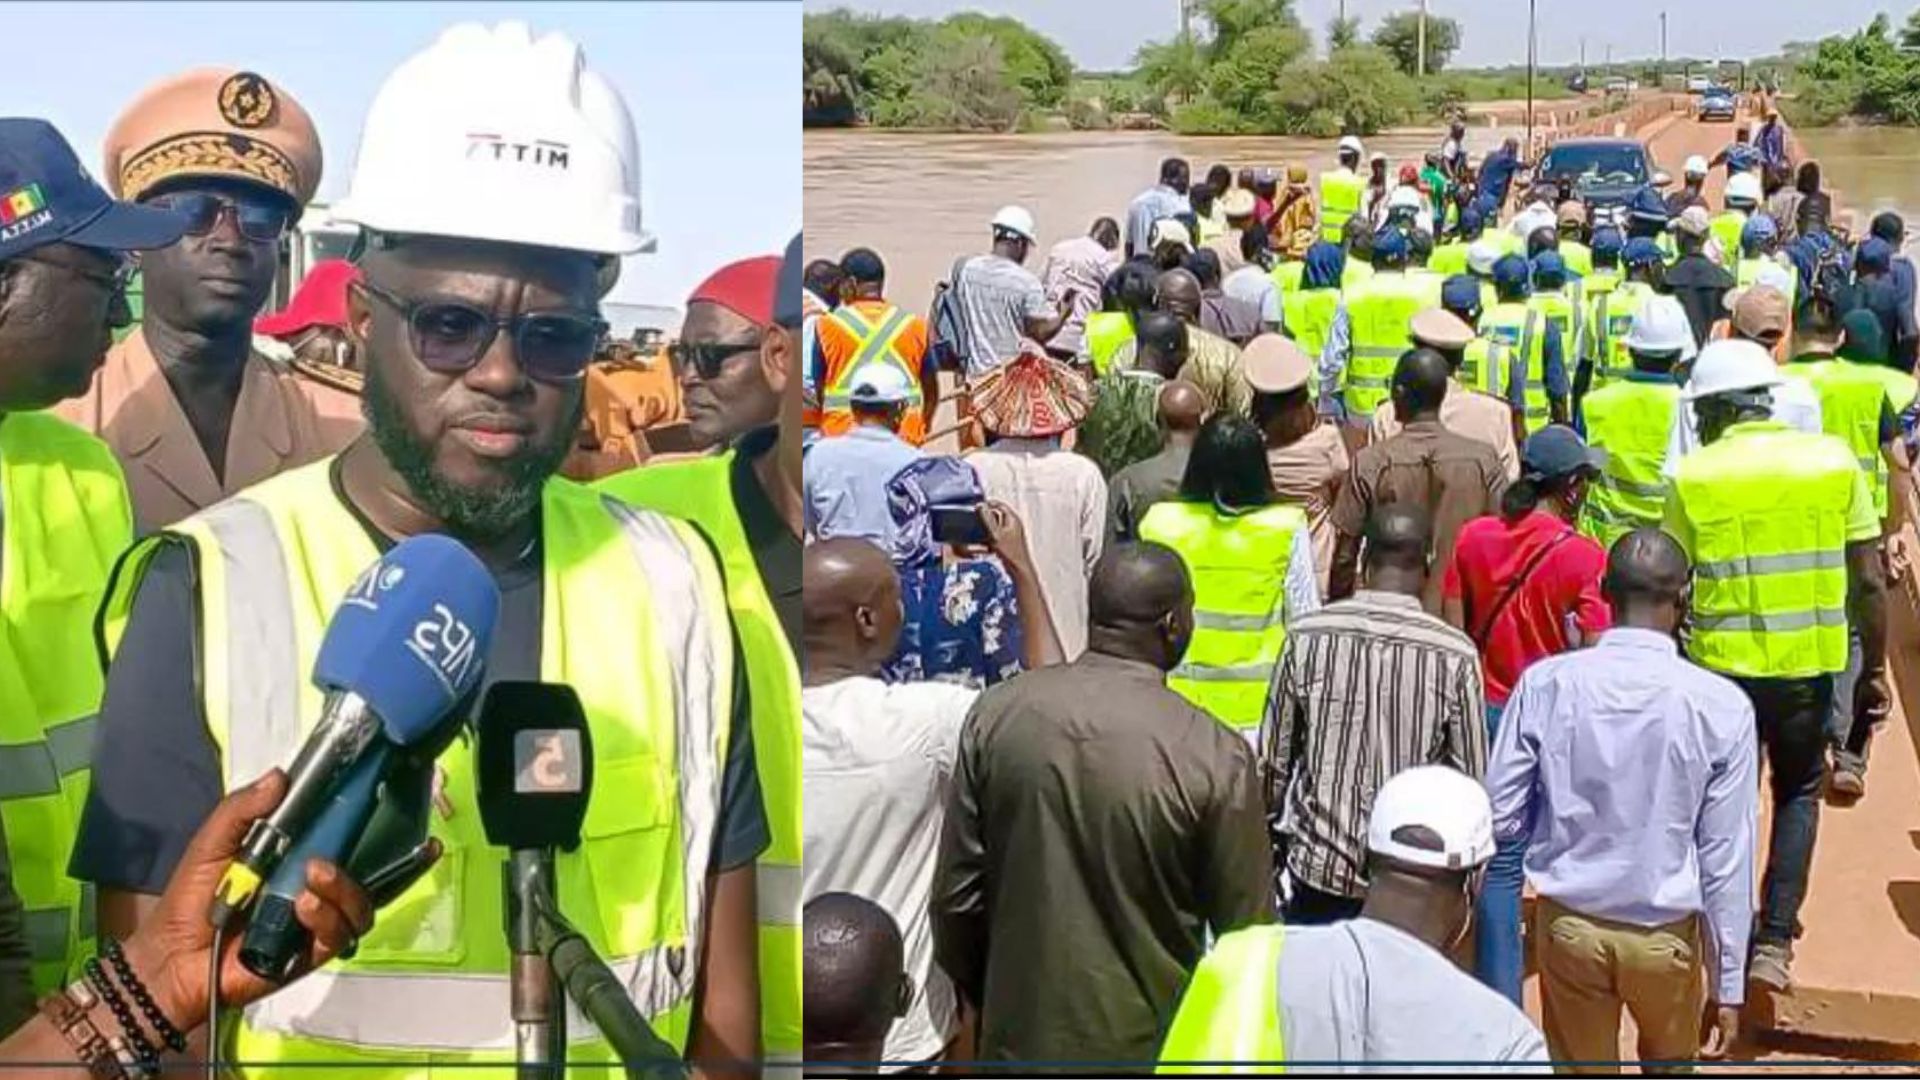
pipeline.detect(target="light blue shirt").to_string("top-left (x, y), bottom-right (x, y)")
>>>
top-left (1317, 300), bottom-right (1354, 420)
top-left (1126, 184), bottom-right (1190, 259)
top-left (802, 425), bottom-right (924, 546)
top-left (1486, 627), bottom-right (1758, 1004)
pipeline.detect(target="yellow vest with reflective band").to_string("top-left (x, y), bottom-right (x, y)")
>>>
top-left (1788, 358), bottom-right (1896, 519)
top-left (820, 303), bottom-right (923, 428)
top-left (1138, 501), bottom-right (1304, 735)
top-left (1585, 280), bottom-right (1655, 390)
top-left (1281, 287), bottom-right (1340, 376)
top-left (600, 451), bottom-right (802, 1065)
top-left (1270, 260), bottom-right (1305, 295)
top-left (1156, 925), bottom-right (1286, 1075)
top-left (0, 413), bottom-right (131, 994)
top-left (1480, 302), bottom-right (1551, 431)
top-left (1459, 337), bottom-right (1513, 398)
top-left (1341, 260), bottom-right (1374, 289)
top-left (99, 460), bottom-right (734, 1076)
top-left (1578, 378), bottom-right (1679, 549)
top-left (1670, 421), bottom-right (1857, 679)
top-left (1343, 271), bottom-right (1438, 418)
top-left (1320, 169), bottom-right (1363, 243)
top-left (1085, 311), bottom-right (1134, 377)
top-left (1710, 210), bottom-right (1748, 269)
top-left (1559, 241), bottom-right (1594, 278)
top-left (1528, 284), bottom-right (1582, 383)
top-left (1429, 241), bottom-right (1471, 277)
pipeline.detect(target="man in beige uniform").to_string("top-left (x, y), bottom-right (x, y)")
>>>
top-left (1370, 308), bottom-right (1521, 480)
top-left (1247, 334), bottom-right (1348, 594)
top-left (55, 68), bottom-right (361, 529)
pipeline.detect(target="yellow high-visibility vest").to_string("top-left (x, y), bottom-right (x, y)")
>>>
top-left (0, 412), bottom-right (132, 994)
top-left (1480, 302), bottom-right (1552, 431)
top-left (1710, 210), bottom-right (1749, 269)
top-left (1157, 925), bottom-right (1287, 1075)
top-left (1342, 271), bottom-right (1438, 418)
top-left (1085, 311), bottom-right (1134, 377)
top-left (1320, 169), bottom-right (1364, 244)
top-left (1282, 287), bottom-right (1341, 373)
top-left (1585, 280), bottom-right (1655, 391)
top-left (1788, 358), bottom-right (1900, 518)
top-left (1578, 377), bottom-right (1679, 549)
top-left (1559, 241), bottom-right (1594, 278)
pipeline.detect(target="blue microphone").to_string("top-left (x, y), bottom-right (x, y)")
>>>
top-left (209, 534), bottom-right (500, 936)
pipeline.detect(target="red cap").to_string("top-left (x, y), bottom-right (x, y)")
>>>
top-left (688, 255), bottom-right (782, 327)
top-left (255, 259), bottom-right (360, 337)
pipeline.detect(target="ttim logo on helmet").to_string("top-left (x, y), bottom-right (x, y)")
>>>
top-left (407, 603), bottom-right (480, 696)
top-left (465, 133), bottom-right (570, 170)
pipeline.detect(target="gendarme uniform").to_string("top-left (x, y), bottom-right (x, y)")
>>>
top-left (98, 461), bottom-right (738, 1073)
top-left (1577, 370), bottom-right (1680, 548)
top-left (1480, 301), bottom-right (1552, 431)
top-left (1340, 269), bottom-right (1438, 422)
top-left (0, 414), bottom-right (132, 994)
top-left (1583, 279), bottom-right (1655, 391)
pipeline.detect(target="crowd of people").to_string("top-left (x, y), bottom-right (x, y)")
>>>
top-left (799, 105), bottom-right (1919, 1071)
top-left (0, 20), bottom-right (803, 1079)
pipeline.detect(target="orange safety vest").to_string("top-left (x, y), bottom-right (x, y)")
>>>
top-left (817, 301), bottom-right (929, 443)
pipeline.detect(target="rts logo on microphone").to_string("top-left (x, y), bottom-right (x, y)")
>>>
top-left (407, 604), bottom-right (480, 696)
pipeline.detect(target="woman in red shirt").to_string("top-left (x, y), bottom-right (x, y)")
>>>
top-left (1442, 424), bottom-right (1613, 1005)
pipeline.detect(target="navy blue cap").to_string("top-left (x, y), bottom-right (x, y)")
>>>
top-left (1521, 424), bottom-right (1607, 480)
top-left (775, 232), bottom-right (803, 328)
top-left (1459, 204), bottom-right (1483, 233)
top-left (1591, 226), bottom-right (1624, 258)
top-left (1531, 250), bottom-right (1567, 286)
top-left (1372, 227), bottom-right (1409, 260)
top-left (0, 119), bottom-right (184, 263)
top-left (1627, 185), bottom-right (1670, 223)
top-left (1492, 253), bottom-right (1531, 292)
top-left (1441, 274), bottom-right (1483, 316)
top-left (1622, 237), bottom-right (1665, 268)
top-left (1857, 236), bottom-right (1894, 273)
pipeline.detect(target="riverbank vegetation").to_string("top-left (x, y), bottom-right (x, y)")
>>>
top-left (1781, 11), bottom-right (1920, 127)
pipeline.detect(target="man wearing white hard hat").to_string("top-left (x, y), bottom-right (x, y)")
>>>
top-left (1576, 295), bottom-right (1692, 548)
top-left (1708, 172), bottom-right (1764, 273)
top-left (946, 205), bottom-right (1071, 379)
top-left (1665, 155), bottom-right (1711, 217)
top-left (1159, 765), bottom-right (1547, 1070)
top-left (1662, 337), bottom-right (1887, 995)
top-left (79, 23), bottom-right (770, 1075)
top-left (1319, 136), bottom-right (1365, 245)
top-left (802, 364), bottom-right (923, 546)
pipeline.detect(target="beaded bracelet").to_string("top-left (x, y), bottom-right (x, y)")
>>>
top-left (84, 956), bottom-right (158, 1079)
top-left (103, 938), bottom-right (187, 1053)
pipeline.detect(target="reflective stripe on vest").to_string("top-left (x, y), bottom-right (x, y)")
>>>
top-left (600, 451), bottom-right (804, 1062)
top-left (1138, 502), bottom-right (1304, 735)
top-left (1672, 422), bottom-right (1856, 678)
top-left (1460, 338), bottom-right (1510, 397)
top-left (1085, 312), bottom-right (1134, 377)
top-left (1156, 925), bottom-right (1286, 1074)
top-left (104, 460), bottom-right (733, 1071)
top-left (1710, 211), bottom-right (1747, 268)
top-left (1344, 273), bottom-right (1434, 417)
top-left (1790, 360), bottom-right (1895, 518)
top-left (1577, 379), bottom-right (1678, 549)
top-left (821, 304), bottom-right (920, 411)
top-left (1320, 171), bottom-right (1363, 243)
top-left (1282, 288), bottom-right (1340, 370)
top-left (1588, 282), bottom-right (1654, 388)
top-left (1482, 304), bottom-right (1551, 429)
top-left (0, 412), bottom-right (132, 994)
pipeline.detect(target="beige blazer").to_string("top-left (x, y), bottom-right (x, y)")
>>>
top-left (54, 328), bottom-right (364, 530)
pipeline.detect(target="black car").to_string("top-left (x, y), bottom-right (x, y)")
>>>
top-left (1531, 137), bottom-right (1652, 216)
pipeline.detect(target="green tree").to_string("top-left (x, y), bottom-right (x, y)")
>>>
top-left (1136, 33), bottom-right (1208, 105)
top-left (1207, 23), bottom-right (1313, 116)
top-left (1371, 10), bottom-right (1463, 75)
top-left (1268, 45), bottom-right (1418, 135)
top-left (1326, 15), bottom-right (1360, 51)
top-left (940, 12), bottom-right (1075, 107)
top-left (1197, 0), bottom-right (1302, 61)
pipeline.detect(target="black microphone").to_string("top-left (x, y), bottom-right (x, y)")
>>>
top-left (477, 681), bottom-right (593, 1078)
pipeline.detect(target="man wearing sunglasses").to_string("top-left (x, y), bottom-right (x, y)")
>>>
top-left (55, 67), bottom-right (362, 531)
top-left (73, 24), bottom-right (766, 1078)
top-left (0, 117), bottom-right (184, 1027)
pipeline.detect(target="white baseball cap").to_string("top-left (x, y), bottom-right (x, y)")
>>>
top-left (848, 363), bottom-right (914, 405)
top-left (1684, 154), bottom-right (1709, 178)
top-left (1726, 171), bottom-right (1763, 205)
top-left (1150, 217), bottom-right (1194, 252)
top-left (1623, 295), bottom-right (1698, 358)
top-left (991, 204), bottom-right (1036, 242)
top-left (1466, 240), bottom-right (1503, 276)
top-left (1389, 184), bottom-right (1424, 211)
top-left (1338, 135), bottom-right (1364, 154)
top-left (1682, 338), bottom-right (1785, 400)
top-left (1367, 766), bottom-right (1496, 872)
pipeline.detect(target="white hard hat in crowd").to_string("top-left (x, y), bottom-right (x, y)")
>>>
top-left (335, 22), bottom-right (649, 257)
top-left (1466, 240), bottom-right (1502, 276)
top-left (1367, 766), bottom-right (1496, 872)
top-left (1682, 338), bottom-right (1785, 400)
top-left (1623, 295), bottom-right (1698, 358)
top-left (1752, 261), bottom-right (1795, 295)
top-left (1388, 184), bottom-right (1424, 211)
top-left (1727, 171), bottom-right (1763, 205)
top-left (1339, 135), bottom-right (1364, 155)
top-left (991, 204), bottom-right (1036, 243)
top-left (847, 363), bottom-right (913, 405)
top-left (1684, 154), bottom-right (1709, 178)
top-left (1511, 205), bottom-right (1556, 239)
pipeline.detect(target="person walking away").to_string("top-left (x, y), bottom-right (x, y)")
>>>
top-left (1867, 211), bottom-right (1916, 329)
top-left (1149, 268), bottom-right (1251, 417)
top-left (1785, 298), bottom-right (1914, 798)
top-left (1555, 201), bottom-right (1594, 277)
top-left (1851, 238), bottom-right (1919, 372)
top-left (1429, 203), bottom-right (1483, 276)
top-left (1441, 425), bottom-right (1612, 1003)
top-left (1666, 208), bottom-right (1737, 350)
top-left (1329, 349), bottom-right (1506, 611)
top-left (1709, 172), bottom-right (1763, 271)
top-left (947, 206), bottom-right (1072, 380)
top-left (80, 26), bottom-right (770, 1074)
top-left (1584, 239), bottom-right (1668, 394)
top-left (965, 350), bottom-right (1104, 659)
top-left (1128, 157), bottom-right (1193, 259)
top-left (814, 247), bottom-right (935, 444)
top-left (56, 68), bottom-right (361, 531)
top-left (1666, 155), bottom-right (1711, 218)
top-left (0, 119), bottom-right (178, 1013)
top-left (1158, 765), bottom-right (1548, 1072)
top-left (1082, 260), bottom-right (1159, 377)
top-left (1488, 529), bottom-right (1757, 1068)
top-left (1476, 137), bottom-right (1527, 217)
top-left (1585, 225), bottom-right (1624, 294)
top-left (1190, 180), bottom-right (1226, 247)
top-left (803, 525), bottom-right (1058, 1071)
top-left (1223, 229), bottom-right (1283, 336)
top-left (1371, 301), bottom-right (1520, 479)
top-left (803, 366), bottom-right (923, 544)
top-left (1205, 188), bottom-right (1258, 274)
top-left (1323, 229), bottom-right (1438, 452)
top-left (1250, 337), bottom-right (1347, 595)
top-left (1670, 286), bottom-right (1824, 465)
top-left (1140, 413), bottom-right (1319, 741)
top-left (804, 893), bottom-right (910, 1073)
top-left (1480, 255), bottom-right (1570, 433)
top-left (1422, 152), bottom-right (1452, 234)
top-left (1042, 217), bottom-right (1122, 363)
top-left (1150, 218), bottom-right (1197, 273)
top-left (1081, 311), bottom-right (1190, 478)
top-left (1288, 242), bottom-right (1345, 383)
top-left (1320, 137), bottom-right (1366, 245)
top-left (1364, 154), bottom-right (1392, 227)
top-left (1441, 118), bottom-right (1468, 178)
top-left (1737, 216), bottom-right (1795, 302)
top-left (1755, 103), bottom-right (1789, 175)
top-left (1663, 338), bottom-right (1888, 994)
top-left (934, 543), bottom-right (1274, 1068)
top-left (1187, 249), bottom-right (1262, 346)
top-left (1109, 380), bottom-right (1207, 543)
top-left (1578, 296), bottom-right (1693, 548)
top-left (1525, 250), bottom-right (1582, 426)
top-left (1263, 506), bottom-right (1486, 925)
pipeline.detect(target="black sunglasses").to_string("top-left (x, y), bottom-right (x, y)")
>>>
top-left (357, 280), bottom-right (606, 383)
top-left (670, 340), bottom-right (764, 381)
top-left (146, 190), bottom-right (293, 243)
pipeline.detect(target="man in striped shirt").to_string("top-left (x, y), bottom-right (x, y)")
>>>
top-left (1260, 503), bottom-right (1489, 925)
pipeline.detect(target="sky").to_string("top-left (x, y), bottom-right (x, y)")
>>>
top-left (803, 0), bottom-right (1895, 71)
top-left (10, 1), bottom-right (799, 311)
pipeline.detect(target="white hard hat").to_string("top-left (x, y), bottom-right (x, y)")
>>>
top-left (1684, 154), bottom-right (1709, 178)
top-left (847, 363), bottom-right (913, 405)
top-left (1467, 239), bottom-right (1502, 276)
top-left (1367, 766), bottom-right (1496, 872)
top-left (1682, 338), bottom-right (1785, 400)
top-left (335, 22), bottom-right (648, 257)
top-left (1389, 184), bottom-right (1424, 210)
top-left (1511, 206), bottom-right (1556, 239)
top-left (991, 204), bottom-right (1036, 243)
top-left (1623, 295), bottom-right (1698, 357)
top-left (1727, 172), bottom-right (1763, 205)
top-left (1149, 216), bottom-right (1193, 252)
top-left (1338, 135), bottom-right (1364, 154)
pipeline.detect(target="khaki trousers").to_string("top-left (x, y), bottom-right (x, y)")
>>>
top-left (1535, 897), bottom-right (1706, 1074)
